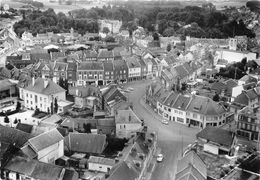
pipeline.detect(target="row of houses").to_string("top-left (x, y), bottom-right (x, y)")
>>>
top-left (146, 83), bottom-right (229, 128)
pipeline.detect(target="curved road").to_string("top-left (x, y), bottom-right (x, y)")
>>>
top-left (125, 80), bottom-right (200, 180)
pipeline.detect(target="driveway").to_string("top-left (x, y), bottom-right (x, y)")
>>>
top-left (124, 80), bottom-right (200, 180)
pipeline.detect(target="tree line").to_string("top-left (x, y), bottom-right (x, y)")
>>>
top-left (14, 3), bottom-right (256, 39)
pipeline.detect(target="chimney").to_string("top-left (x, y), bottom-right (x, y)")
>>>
top-left (32, 77), bottom-right (35, 86)
top-left (44, 79), bottom-right (48, 88)
top-left (76, 89), bottom-right (79, 96)
top-left (129, 114), bottom-right (131, 122)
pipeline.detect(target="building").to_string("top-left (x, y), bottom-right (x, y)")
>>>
top-left (65, 133), bottom-right (106, 155)
top-left (125, 56), bottom-right (142, 82)
top-left (88, 156), bottom-right (115, 173)
top-left (115, 109), bottom-right (142, 139)
top-left (97, 49), bottom-right (114, 61)
top-left (77, 62), bottom-right (104, 86)
top-left (69, 86), bottom-right (101, 109)
top-left (233, 88), bottom-right (258, 108)
top-left (25, 128), bottom-right (64, 163)
top-left (53, 61), bottom-right (68, 83)
top-left (0, 79), bottom-right (17, 113)
top-left (99, 19), bottom-right (122, 34)
top-left (113, 60), bottom-right (128, 83)
top-left (156, 92), bottom-right (228, 128)
top-left (237, 107), bottom-right (260, 150)
top-left (67, 62), bottom-right (77, 86)
top-left (103, 60), bottom-right (114, 85)
top-left (175, 150), bottom-right (207, 180)
top-left (196, 126), bottom-right (237, 155)
top-left (19, 78), bottom-right (66, 112)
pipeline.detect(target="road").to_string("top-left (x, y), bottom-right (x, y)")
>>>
top-left (124, 80), bottom-right (200, 180)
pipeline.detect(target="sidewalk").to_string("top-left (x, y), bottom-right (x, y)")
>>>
top-left (144, 147), bottom-right (161, 180)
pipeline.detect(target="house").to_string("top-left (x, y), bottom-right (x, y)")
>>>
top-left (69, 86), bottom-right (101, 109)
top-left (20, 77), bottom-right (66, 112)
top-left (115, 109), bottom-right (142, 139)
top-left (236, 107), bottom-right (260, 150)
top-left (175, 150), bottom-right (207, 180)
top-left (238, 75), bottom-right (257, 86)
top-left (0, 79), bottom-right (17, 113)
top-left (233, 89), bottom-right (258, 108)
top-left (77, 62), bottom-right (104, 86)
top-left (67, 62), bottom-right (77, 87)
top-left (113, 60), bottom-right (128, 83)
top-left (50, 51), bottom-right (66, 61)
top-left (138, 57), bottom-right (148, 80)
top-left (96, 117), bottom-right (116, 135)
top-left (53, 61), bottom-right (68, 83)
top-left (103, 60), bottom-right (114, 85)
top-left (24, 128), bottom-right (64, 163)
top-left (33, 61), bottom-right (54, 79)
top-left (145, 82), bottom-right (165, 109)
top-left (65, 133), bottom-right (106, 155)
top-left (108, 131), bottom-right (157, 180)
top-left (142, 58), bottom-right (153, 78)
top-left (102, 85), bottom-right (127, 113)
top-left (88, 156), bottom-right (115, 173)
top-left (6, 55), bottom-right (35, 69)
top-left (21, 31), bottom-right (34, 46)
top-left (99, 19), bottom-right (122, 34)
top-left (196, 126), bottom-right (237, 155)
top-left (4, 156), bottom-right (78, 180)
top-left (231, 82), bottom-right (257, 101)
top-left (16, 123), bottom-right (33, 133)
top-left (125, 56), bottom-right (141, 82)
top-left (97, 49), bottom-right (114, 61)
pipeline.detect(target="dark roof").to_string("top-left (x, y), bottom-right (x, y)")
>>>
top-left (103, 60), bottom-right (114, 72)
top-left (113, 60), bottom-right (128, 70)
top-left (176, 151), bottom-right (207, 180)
top-left (88, 156), bottom-right (115, 166)
top-left (98, 49), bottom-right (113, 58)
top-left (0, 125), bottom-right (31, 148)
top-left (16, 123), bottom-right (33, 133)
top-left (77, 62), bottom-right (103, 71)
top-left (115, 109), bottom-right (142, 124)
top-left (21, 144), bottom-right (37, 159)
top-left (197, 126), bottom-right (234, 147)
top-left (28, 129), bottom-right (63, 152)
top-left (30, 53), bottom-right (51, 62)
top-left (0, 79), bottom-right (15, 91)
top-left (63, 169), bottom-right (78, 180)
top-left (108, 161), bottom-right (139, 180)
top-left (171, 95), bottom-right (192, 110)
top-left (66, 133), bottom-right (106, 154)
top-left (31, 162), bottom-right (63, 180)
top-left (163, 92), bottom-right (179, 107)
top-left (54, 62), bottom-right (68, 71)
top-left (24, 78), bottom-right (65, 95)
top-left (67, 62), bottom-right (77, 71)
top-left (103, 86), bottom-right (126, 102)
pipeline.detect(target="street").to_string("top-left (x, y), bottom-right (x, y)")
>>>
top-left (124, 80), bottom-right (200, 180)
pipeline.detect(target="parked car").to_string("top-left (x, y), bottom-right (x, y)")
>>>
top-left (157, 154), bottom-right (164, 162)
top-left (162, 120), bottom-right (169, 125)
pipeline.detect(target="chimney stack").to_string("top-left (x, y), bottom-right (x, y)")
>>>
top-left (32, 77), bottom-right (35, 86)
top-left (44, 79), bottom-right (48, 88)
top-left (129, 114), bottom-right (131, 122)
top-left (76, 89), bottom-right (79, 96)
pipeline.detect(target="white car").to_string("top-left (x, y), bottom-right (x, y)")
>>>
top-left (157, 154), bottom-right (164, 162)
top-left (162, 120), bottom-right (169, 125)
top-left (127, 87), bottom-right (134, 91)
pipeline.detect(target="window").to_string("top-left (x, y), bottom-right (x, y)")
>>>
top-left (44, 98), bottom-right (46, 103)
top-left (31, 101), bottom-right (32, 105)
top-left (177, 117), bottom-right (184, 123)
top-left (193, 113), bottom-right (197, 118)
top-left (26, 93), bottom-right (28, 97)
top-left (27, 100), bottom-right (29, 104)
top-left (40, 97), bottom-right (42, 101)
top-left (186, 112), bottom-right (190, 116)
top-left (174, 110), bottom-right (178, 114)
top-left (179, 111), bottom-right (183, 115)
top-left (168, 108), bottom-right (171, 112)
top-left (30, 94), bottom-right (32, 98)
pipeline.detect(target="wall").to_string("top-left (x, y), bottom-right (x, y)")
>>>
top-left (88, 163), bottom-right (112, 173)
top-left (37, 139), bottom-right (64, 163)
top-left (216, 50), bottom-right (257, 64)
top-left (116, 123), bottom-right (142, 139)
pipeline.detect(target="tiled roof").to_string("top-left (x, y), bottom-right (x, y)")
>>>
top-left (66, 133), bottom-right (106, 154)
top-left (16, 123), bottom-right (33, 133)
top-left (103, 60), bottom-right (114, 71)
top-left (84, 50), bottom-right (97, 59)
top-left (0, 125), bottom-right (31, 148)
top-left (197, 126), bottom-right (235, 147)
top-left (187, 95), bottom-right (226, 116)
top-left (98, 49), bottom-right (113, 58)
top-left (108, 161), bottom-right (139, 180)
top-left (77, 62), bottom-right (104, 71)
top-left (115, 109), bottom-right (142, 124)
top-left (31, 161), bottom-right (63, 180)
top-left (125, 56), bottom-right (141, 68)
top-left (54, 61), bottom-right (68, 71)
top-left (176, 151), bottom-right (207, 180)
top-left (234, 93), bottom-right (249, 106)
top-left (30, 53), bottom-right (51, 62)
top-left (88, 156), bottom-right (115, 166)
top-left (24, 78), bottom-right (65, 95)
top-left (50, 51), bottom-right (65, 60)
top-left (113, 60), bottom-right (128, 70)
top-left (172, 95), bottom-right (192, 111)
top-left (67, 62), bottom-right (77, 71)
top-left (163, 92), bottom-right (179, 107)
top-left (211, 81), bottom-right (226, 94)
top-left (28, 128), bottom-right (63, 152)
top-left (21, 144), bottom-right (37, 159)
top-left (0, 79), bottom-right (15, 91)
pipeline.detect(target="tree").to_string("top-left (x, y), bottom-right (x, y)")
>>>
top-left (50, 103), bottom-right (54, 114)
top-left (14, 118), bottom-right (18, 124)
top-left (213, 93), bottom-right (220, 102)
top-left (54, 98), bottom-right (58, 114)
top-left (105, 36), bottom-right (115, 42)
top-left (167, 44), bottom-right (172, 52)
top-left (4, 115), bottom-right (9, 124)
top-left (103, 27), bottom-right (110, 34)
top-left (16, 101), bottom-right (21, 111)
top-left (163, 27), bottom-right (175, 37)
top-left (181, 82), bottom-right (187, 91)
top-left (83, 123), bottom-right (91, 133)
top-left (153, 32), bottom-right (159, 41)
